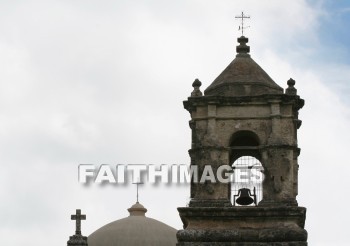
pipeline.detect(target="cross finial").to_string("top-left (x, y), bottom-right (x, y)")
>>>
top-left (235, 11), bottom-right (250, 36)
top-left (132, 181), bottom-right (144, 203)
top-left (71, 209), bottom-right (86, 235)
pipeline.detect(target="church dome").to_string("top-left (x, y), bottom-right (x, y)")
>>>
top-left (88, 202), bottom-right (177, 246)
top-left (204, 36), bottom-right (283, 97)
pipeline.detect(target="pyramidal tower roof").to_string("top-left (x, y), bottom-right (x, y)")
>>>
top-left (204, 36), bottom-right (283, 97)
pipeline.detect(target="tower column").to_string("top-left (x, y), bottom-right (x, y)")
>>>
top-left (268, 100), bottom-right (282, 144)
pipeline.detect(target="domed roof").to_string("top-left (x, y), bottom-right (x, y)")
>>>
top-left (204, 36), bottom-right (283, 97)
top-left (88, 202), bottom-right (177, 246)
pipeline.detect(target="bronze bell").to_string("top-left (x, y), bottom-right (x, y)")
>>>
top-left (234, 188), bottom-right (256, 206)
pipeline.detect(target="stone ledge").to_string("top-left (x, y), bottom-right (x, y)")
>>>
top-left (177, 228), bottom-right (307, 243)
top-left (184, 94), bottom-right (304, 112)
top-left (177, 206), bottom-right (307, 243)
top-left (177, 242), bottom-right (307, 246)
top-left (178, 206), bottom-right (306, 222)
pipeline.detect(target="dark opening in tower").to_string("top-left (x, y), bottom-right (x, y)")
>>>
top-left (230, 130), bottom-right (264, 206)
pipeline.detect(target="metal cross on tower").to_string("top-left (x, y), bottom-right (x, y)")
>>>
top-left (71, 209), bottom-right (86, 235)
top-left (133, 181), bottom-right (144, 202)
top-left (235, 11), bottom-right (250, 36)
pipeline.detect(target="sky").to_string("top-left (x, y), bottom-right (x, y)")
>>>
top-left (0, 0), bottom-right (349, 245)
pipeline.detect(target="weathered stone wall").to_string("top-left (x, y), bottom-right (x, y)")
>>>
top-left (186, 95), bottom-right (302, 206)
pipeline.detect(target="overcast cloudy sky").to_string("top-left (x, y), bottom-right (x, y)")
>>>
top-left (0, 0), bottom-right (349, 245)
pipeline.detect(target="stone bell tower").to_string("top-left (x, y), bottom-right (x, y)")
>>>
top-left (177, 35), bottom-right (307, 245)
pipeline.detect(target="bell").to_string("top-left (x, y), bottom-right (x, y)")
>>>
top-left (235, 188), bottom-right (254, 206)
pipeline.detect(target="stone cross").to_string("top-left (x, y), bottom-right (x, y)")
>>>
top-left (235, 11), bottom-right (250, 36)
top-left (71, 209), bottom-right (86, 235)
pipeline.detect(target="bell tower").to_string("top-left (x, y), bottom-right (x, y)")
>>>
top-left (177, 34), bottom-right (308, 245)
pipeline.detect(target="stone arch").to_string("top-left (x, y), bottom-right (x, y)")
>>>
top-left (230, 130), bottom-right (260, 146)
top-left (229, 130), bottom-right (262, 164)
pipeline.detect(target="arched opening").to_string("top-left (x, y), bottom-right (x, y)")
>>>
top-left (231, 156), bottom-right (264, 206)
top-left (230, 130), bottom-right (259, 147)
top-left (229, 130), bottom-right (264, 206)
